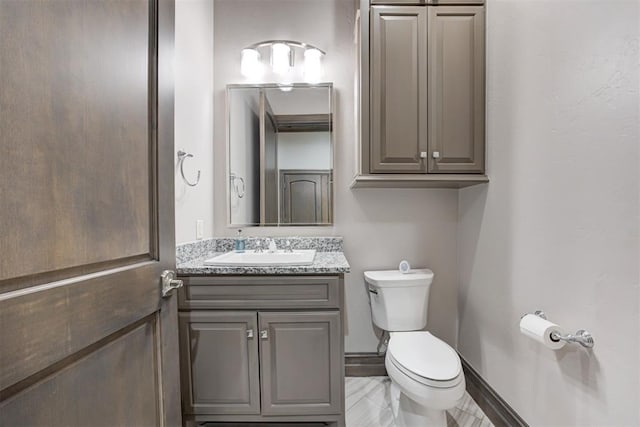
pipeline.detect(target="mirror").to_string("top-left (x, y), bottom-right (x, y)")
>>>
top-left (227, 83), bottom-right (333, 226)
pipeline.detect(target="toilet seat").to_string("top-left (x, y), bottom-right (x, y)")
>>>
top-left (387, 331), bottom-right (463, 389)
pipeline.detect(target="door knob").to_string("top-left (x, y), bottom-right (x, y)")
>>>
top-left (432, 151), bottom-right (440, 159)
top-left (161, 270), bottom-right (183, 298)
top-left (260, 330), bottom-right (269, 340)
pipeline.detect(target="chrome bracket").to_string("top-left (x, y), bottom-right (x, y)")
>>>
top-left (551, 329), bottom-right (595, 349)
top-left (532, 310), bottom-right (594, 348)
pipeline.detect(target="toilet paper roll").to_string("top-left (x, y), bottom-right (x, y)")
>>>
top-left (519, 314), bottom-right (566, 350)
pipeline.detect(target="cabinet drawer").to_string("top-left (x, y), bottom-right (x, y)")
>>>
top-left (178, 276), bottom-right (341, 310)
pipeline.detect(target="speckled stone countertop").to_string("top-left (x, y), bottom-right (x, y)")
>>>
top-left (176, 237), bottom-right (350, 275)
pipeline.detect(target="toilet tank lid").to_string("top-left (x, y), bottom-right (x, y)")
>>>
top-left (364, 269), bottom-right (434, 287)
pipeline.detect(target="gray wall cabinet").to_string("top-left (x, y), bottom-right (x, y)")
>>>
top-left (178, 275), bottom-right (345, 427)
top-left (353, 0), bottom-right (487, 188)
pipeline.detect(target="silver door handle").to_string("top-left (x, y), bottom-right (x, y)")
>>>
top-left (161, 270), bottom-right (183, 298)
top-left (260, 330), bottom-right (268, 340)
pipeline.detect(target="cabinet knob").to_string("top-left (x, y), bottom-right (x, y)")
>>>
top-left (260, 330), bottom-right (268, 340)
top-left (246, 329), bottom-right (254, 339)
top-left (420, 151), bottom-right (427, 159)
top-left (432, 151), bottom-right (440, 159)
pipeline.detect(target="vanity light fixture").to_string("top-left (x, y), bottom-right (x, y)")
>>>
top-left (303, 48), bottom-right (323, 83)
top-left (240, 40), bottom-right (325, 83)
top-left (240, 48), bottom-right (262, 79)
top-left (271, 42), bottom-right (292, 75)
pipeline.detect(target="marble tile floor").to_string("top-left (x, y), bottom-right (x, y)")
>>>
top-left (345, 376), bottom-right (494, 427)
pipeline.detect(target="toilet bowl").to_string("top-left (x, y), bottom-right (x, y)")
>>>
top-left (385, 331), bottom-right (465, 426)
top-left (364, 269), bottom-right (465, 427)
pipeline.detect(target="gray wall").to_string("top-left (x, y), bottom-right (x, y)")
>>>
top-left (458, 1), bottom-right (640, 425)
top-left (212, 0), bottom-right (460, 352)
top-left (174, 0), bottom-right (214, 243)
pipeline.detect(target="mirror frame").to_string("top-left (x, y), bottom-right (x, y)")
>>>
top-left (225, 82), bottom-right (334, 227)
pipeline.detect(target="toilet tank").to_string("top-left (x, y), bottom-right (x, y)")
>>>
top-left (364, 269), bottom-right (434, 331)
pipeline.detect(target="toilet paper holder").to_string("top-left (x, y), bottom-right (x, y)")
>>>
top-left (531, 310), bottom-right (595, 348)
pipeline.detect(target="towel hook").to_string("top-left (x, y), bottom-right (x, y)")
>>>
top-left (177, 150), bottom-right (200, 187)
top-left (229, 172), bottom-right (245, 198)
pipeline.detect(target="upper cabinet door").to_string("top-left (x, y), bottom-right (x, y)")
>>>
top-left (428, 6), bottom-right (485, 173)
top-left (370, 6), bottom-right (428, 173)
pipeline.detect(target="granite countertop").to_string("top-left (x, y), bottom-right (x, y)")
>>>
top-left (176, 237), bottom-right (350, 276)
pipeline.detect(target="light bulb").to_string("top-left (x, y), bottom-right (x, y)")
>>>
top-left (240, 48), bottom-right (262, 79)
top-left (304, 48), bottom-right (323, 83)
top-left (271, 43), bottom-right (291, 75)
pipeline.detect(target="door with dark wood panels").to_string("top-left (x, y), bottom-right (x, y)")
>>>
top-left (0, 0), bottom-right (180, 426)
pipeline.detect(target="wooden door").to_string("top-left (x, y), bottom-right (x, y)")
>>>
top-left (260, 91), bottom-right (279, 224)
top-left (179, 311), bottom-right (260, 415)
top-left (370, 6), bottom-right (428, 173)
top-left (280, 170), bottom-right (332, 225)
top-left (0, 1), bottom-right (180, 426)
top-left (259, 312), bottom-right (342, 416)
top-left (428, 6), bottom-right (485, 173)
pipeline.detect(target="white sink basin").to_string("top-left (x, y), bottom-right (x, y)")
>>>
top-left (204, 249), bottom-right (316, 266)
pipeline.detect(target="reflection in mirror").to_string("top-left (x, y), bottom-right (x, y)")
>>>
top-left (227, 83), bottom-right (333, 226)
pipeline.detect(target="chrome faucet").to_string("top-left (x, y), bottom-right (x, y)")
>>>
top-left (254, 239), bottom-right (264, 253)
top-left (283, 240), bottom-right (293, 253)
top-left (267, 238), bottom-right (278, 253)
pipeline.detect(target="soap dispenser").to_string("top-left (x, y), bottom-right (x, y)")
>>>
top-left (234, 229), bottom-right (246, 253)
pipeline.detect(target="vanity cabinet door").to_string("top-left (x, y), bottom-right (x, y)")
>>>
top-left (370, 6), bottom-right (428, 173)
top-left (259, 312), bottom-right (343, 416)
top-left (428, 6), bottom-right (485, 173)
top-left (179, 311), bottom-right (260, 415)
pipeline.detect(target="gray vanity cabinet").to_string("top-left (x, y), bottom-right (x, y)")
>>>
top-left (178, 275), bottom-right (345, 426)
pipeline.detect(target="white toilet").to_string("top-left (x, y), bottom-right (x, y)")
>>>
top-left (365, 269), bottom-right (465, 427)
